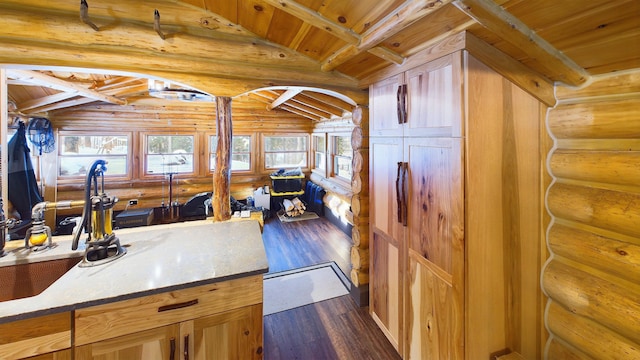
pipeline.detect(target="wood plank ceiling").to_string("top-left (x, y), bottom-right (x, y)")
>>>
top-left (3, 0), bottom-right (639, 121)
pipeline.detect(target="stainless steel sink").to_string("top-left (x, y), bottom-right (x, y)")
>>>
top-left (0, 257), bottom-right (81, 302)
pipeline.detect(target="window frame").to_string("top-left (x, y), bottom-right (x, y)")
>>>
top-left (208, 133), bottom-right (254, 173)
top-left (261, 133), bottom-right (309, 171)
top-left (57, 131), bottom-right (131, 182)
top-left (329, 133), bottom-right (353, 183)
top-left (311, 133), bottom-right (327, 177)
top-left (141, 132), bottom-right (198, 178)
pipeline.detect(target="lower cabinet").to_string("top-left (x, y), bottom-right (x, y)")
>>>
top-left (74, 275), bottom-right (264, 360)
top-left (75, 304), bottom-right (263, 360)
top-left (26, 350), bottom-right (72, 360)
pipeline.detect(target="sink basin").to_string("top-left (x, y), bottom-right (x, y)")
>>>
top-left (0, 257), bottom-right (82, 302)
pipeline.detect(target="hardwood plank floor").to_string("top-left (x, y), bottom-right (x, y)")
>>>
top-left (261, 215), bottom-right (401, 360)
top-left (261, 215), bottom-right (352, 277)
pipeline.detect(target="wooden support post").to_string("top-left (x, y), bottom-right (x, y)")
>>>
top-left (213, 96), bottom-right (232, 221)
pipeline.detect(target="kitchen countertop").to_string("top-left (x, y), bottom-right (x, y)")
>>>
top-left (0, 219), bottom-right (268, 324)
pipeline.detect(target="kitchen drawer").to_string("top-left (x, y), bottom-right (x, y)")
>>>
top-left (75, 275), bottom-right (263, 346)
top-left (0, 312), bottom-right (71, 360)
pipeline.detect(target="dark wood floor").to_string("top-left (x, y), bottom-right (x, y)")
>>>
top-left (261, 216), bottom-right (401, 360)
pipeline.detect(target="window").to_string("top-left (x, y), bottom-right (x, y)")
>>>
top-left (263, 135), bottom-right (308, 169)
top-left (331, 135), bottom-right (352, 180)
top-left (145, 135), bottom-right (194, 174)
top-left (210, 135), bottom-right (251, 171)
top-left (59, 134), bottom-right (128, 177)
top-left (313, 134), bottom-right (326, 173)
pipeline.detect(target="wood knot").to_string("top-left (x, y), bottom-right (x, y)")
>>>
top-left (617, 249), bottom-right (628, 256)
top-left (392, 42), bottom-right (401, 47)
top-left (254, 5), bottom-right (263, 12)
top-left (244, 330), bottom-right (250, 335)
top-left (338, 16), bottom-right (347, 24)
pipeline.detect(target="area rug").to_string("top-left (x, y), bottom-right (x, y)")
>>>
top-left (263, 263), bottom-right (349, 316)
top-left (277, 211), bottom-right (319, 223)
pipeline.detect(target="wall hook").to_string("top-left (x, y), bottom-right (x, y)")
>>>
top-left (80, 0), bottom-right (99, 31)
top-left (154, 9), bottom-right (166, 40)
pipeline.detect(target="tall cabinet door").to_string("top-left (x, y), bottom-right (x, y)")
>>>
top-left (369, 136), bottom-right (405, 352)
top-left (370, 73), bottom-right (404, 137)
top-left (403, 137), bottom-right (464, 360)
top-left (405, 53), bottom-right (463, 138)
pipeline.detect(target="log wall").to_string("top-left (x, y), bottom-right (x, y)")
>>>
top-left (542, 70), bottom-right (640, 359)
top-left (49, 99), bottom-right (313, 216)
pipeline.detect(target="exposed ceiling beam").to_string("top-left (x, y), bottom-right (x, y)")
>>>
top-left (7, 69), bottom-right (127, 105)
top-left (252, 91), bottom-right (321, 121)
top-left (453, 0), bottom-right (590, 86)
top-left (322, 0), bottom-right (453, 71)
top-left (267, 88), bottom-right (303, 110)
top-left (16, 91), bottom-right (78, 113)
top-left (261, 0), bottom-right (405, 66)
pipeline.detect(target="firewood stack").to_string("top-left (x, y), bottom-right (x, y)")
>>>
top-left (282, 197), bottom-right (306, 217)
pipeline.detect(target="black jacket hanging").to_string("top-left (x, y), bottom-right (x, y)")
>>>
top-left (7, 122), bottom-right (43, 220)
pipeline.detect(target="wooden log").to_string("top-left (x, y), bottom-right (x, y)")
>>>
top-left (546, 300), bottom-right (640, 360)
top-left (545, 337), bottom-right (592, 360)
top-left (351, 221), bottom-right (369, 248)
top-left (350, 267), bottom-right (369, 287)
top-left (350, 246), bottom-right (370, 270)
top-left (542, 260), bottom-right (640, 344)
top-left (555, 69), bottom-right (640, 101)
top-left (547, 182), bottom-right (640, 238)
top-left (350, 195), bottom-right (369, 218)
top-left (548, 98), bottom-right (640, 139)
top-left (351, 126), bottom-right (363, 151)
top-left (213, 96), bottom-right (232, 221)
top-left (310, 173), bottom-right (353, 202)
top-left (352, 106), bottom-right (363, 127)
top-left (550, 149), bottom-right (640, 186)
top-left (548, 223), bottom-right (640, 281)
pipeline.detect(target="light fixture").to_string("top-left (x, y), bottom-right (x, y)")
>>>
top-left (147, 79), bottom-right (213, 102)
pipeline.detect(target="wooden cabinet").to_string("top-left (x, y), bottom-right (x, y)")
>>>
top-left (74, 275), bottom-right (263, 360)
top-left (75, 324), bottom-right (179, 359)
top-left (370, 47), bottom-right (541, 359)
top-left (0, 312), bottom-right (71, 360)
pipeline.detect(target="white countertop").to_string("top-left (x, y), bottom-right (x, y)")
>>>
top-left (0, 219), bottom-right (268, 324)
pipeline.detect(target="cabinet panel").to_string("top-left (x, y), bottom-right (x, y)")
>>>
top-left (370, 231), bottom-right (402, 351)
top-left (404, 137), bottom-right (464, 359)
top-left (406, 255), bottom-right (458, 360)
top-left (370, 73), bottom-right (404, 137)
top-left (405, 137), bottom-right (463, 276)
top-left (370, 137), bottom-right (405, 241)
top-left (405, 53), bottom-right (463, 138)
top-left (75, 324), bottom-right (179, 360)
top-left (193, 304), bottom-right (263, 360)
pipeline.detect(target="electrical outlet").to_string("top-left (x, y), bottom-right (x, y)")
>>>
top-left (128, 199), bottom-right (138, 206)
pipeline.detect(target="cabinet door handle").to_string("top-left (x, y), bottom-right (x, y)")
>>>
top-left (401, 162), bottom-right (409, 227)
top-left (158, 299), bottom-right (199, 312)
top-left (170, 338), bottom-right (176, 360)
top-left (401, 84), bottom-right (408, 124)
top-left (184, 334), bottom-right (190, 360)
top-left (396, 85), bottom-right (403, 125)
top-left (396, 162), bottom-right (403, 223)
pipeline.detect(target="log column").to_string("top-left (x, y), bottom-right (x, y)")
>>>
top-left (543, 70), bottom-right (640, 359)
top-left (349, 106), bottom-right (370, 289)
top-left (213, 96), bottom-right (232, 221)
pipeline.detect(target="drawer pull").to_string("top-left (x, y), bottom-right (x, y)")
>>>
top-left (158, 299), bottom-right (199, 312)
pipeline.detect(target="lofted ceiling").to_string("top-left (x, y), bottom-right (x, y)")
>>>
top-left (2, 0), bottom-right (639, 121)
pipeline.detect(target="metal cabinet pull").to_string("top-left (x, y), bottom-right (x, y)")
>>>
top-left (170, 338), bottom-right (176, 360)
